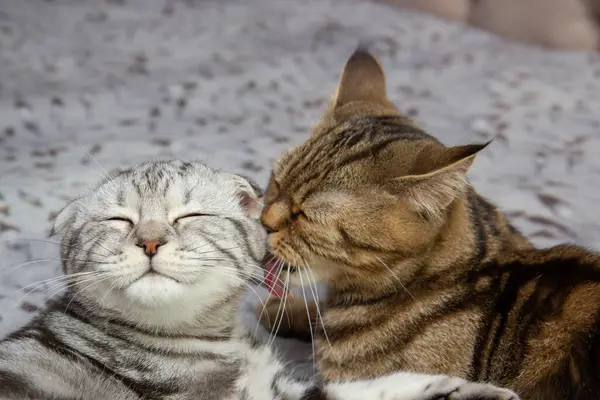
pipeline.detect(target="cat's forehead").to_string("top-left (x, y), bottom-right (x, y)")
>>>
top-left (276, 118), bottom-right (434, 174)
top-left (270, 119), bottom-right (442, 203)
top-left (92, 161), bottom-right (227, 206)
top-left (127, 160), bottom-right (208, 182)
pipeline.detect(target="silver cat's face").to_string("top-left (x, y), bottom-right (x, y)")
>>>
top-left (52, 161), bottom-right (265, 324)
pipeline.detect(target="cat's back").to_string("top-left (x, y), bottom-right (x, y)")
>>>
top-left (0, 309), bottom-right (139, 400)
top-left (0, 303), bottom-right (289, 400)
top-left (475, 245), bottom-right (600, 399)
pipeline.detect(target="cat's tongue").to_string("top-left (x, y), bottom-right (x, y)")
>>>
top-left (263, 258), bottom-right (286, 297)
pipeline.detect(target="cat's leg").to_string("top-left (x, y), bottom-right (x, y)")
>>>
top-left (260, 336), bottom-right (519, 400)
top-left (256, 296), bottom-right (319, 341)
top-left (315, 373), bottom-right (519, 400)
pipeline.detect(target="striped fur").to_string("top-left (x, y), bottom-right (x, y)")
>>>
top-left (259, 50), bottom-right (600, 399)
top-left (0, 160), bottom-right (516, 400)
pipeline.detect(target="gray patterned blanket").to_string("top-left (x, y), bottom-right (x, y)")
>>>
top-left (0, 0), bottom-right (598, 378)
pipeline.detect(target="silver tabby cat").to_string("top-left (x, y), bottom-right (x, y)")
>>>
top-left (0, 161), bottom-right (518, 400)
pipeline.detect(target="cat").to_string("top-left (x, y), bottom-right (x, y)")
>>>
top-left (0, 160), bottom-right (518, 400)
top-left (258, 49), bottom-right (600, 400)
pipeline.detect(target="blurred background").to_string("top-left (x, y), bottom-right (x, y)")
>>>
top-left (0, 0), bottom-right (599, 337)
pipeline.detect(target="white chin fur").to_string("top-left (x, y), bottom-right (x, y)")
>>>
top-left (88, 272), bottom-right (241, 330)
top-left (125, 274), bottom-right (186, 308)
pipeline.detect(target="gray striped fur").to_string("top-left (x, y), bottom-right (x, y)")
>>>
top-left (0, 161), bottom-right (518, 400)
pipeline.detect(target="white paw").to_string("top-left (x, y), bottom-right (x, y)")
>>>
top-left (424, 377), bottom-right (519, 400)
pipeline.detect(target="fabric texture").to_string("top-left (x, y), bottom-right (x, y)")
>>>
top-left (0, 0), bottom-right (599, 374)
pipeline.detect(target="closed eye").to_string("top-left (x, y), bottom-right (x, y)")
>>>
top-left (291, 210), bottom-right (307, 221)
top-left (106, 217), bottom-right (134, 224)
top-left (174, 213), bottom-right (212, 223)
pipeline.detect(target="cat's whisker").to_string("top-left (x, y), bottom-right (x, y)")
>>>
top-left (375, 256), bottom-right (415, 300)
top-left (33, 273), bottom-right (110, 314)
top-left (184, 236), bottom-right (262, 253)
top-left (0, 238), bottom-right (63, 246)
top-left (298, 266), bottom-right (316, 370)
top-left (0, 258), bottom-right (66, 277)
top-left (304, 263), bottom-right (332, 349)
top-left (0, 250), bottom-right (117, 270)
top-left (0, 238), bottom-right (115, 254)
top-left (97, 277), bottom-right (121, 307)
top-left (15, 230), bottom-right (124, 257)
top-left (31, 279), bottom-right (84, 308)
top-left (186, 268), bottom-right (270, 321)
top-left (198, 255), bottom-right (289, 289)
top-left (177, 260), bottom-right (288, 292)
top-left (15, 279), bottom-right (75, 308)
top-left (0, 258), bottom-right (115, 278)
top-left (10, 271), bottom-right (105, 298)
top-left (261, 259), bottom-right (281, 346)
top-left (207, 269), bottom-right (269, 310)
top-left (73, 144), bottom-right (110, 181)
top-left (242, 282), bottom-right (268, 311)
top-left (187, 239), bottom-right (266, 255)
top-left (62, 275), bottom-right (115, 314)
top-left (212, 265), bottom-right (287, 292)
top-left (86, 148), bottom-right (110, 179)
top-left (268, 262), bottom-right (291, 348)
top-left (0, 258), bottom-right (61, 276)
top-left (35, 285), bottom-right (73, 313)
top-left (254, 259), bottom-right (284, 339)
top-left (264, 259), bottom-right (285, 348)
top-left (263, 253), bottom-right (293, 290)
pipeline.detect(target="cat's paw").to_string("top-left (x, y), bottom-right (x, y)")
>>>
top-left (424, 377), bottom-right (519, 400)
top-left (255, 297), bottom-right (298, 338)
top-left (255, 297), bottom-right (314, 341)
top-left (255, 297), bottom-right (286, 333)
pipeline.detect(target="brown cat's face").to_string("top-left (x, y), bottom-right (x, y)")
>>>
top-left (261, 50), bottom-right (486, 286)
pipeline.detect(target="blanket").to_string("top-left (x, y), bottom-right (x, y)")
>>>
top-left (0, 0), bottom-right (599, 378)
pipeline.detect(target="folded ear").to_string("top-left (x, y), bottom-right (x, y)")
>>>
top-left (221, 173), bottom-right (264, 220)
top-left (49, 198), bottom-right (79, 237)
top-left (388, 143), bottom-right (489, 218)
top-left (332, 48), bottom-right (390, 108)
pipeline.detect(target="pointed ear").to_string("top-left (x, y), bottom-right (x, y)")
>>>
top-left (332, 49), bottom-right (389, 108)
top-left (49, 198), bottom-right (79, 237)
top-left (389, 142), bottom-right (489, 218)
top-left (222, 173), bottom-right (264, 220)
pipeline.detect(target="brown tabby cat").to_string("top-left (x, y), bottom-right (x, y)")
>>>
top-left (257, 49), bottom-right (600, 400)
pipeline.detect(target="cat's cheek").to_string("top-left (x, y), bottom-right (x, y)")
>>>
top-left (267, 234), bottom-right (306, 268)
top-left (307, 256), bottom-right (347, 284)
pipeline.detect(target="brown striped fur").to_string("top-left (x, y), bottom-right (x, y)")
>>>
top-left (258, 50), bottom-right (600, 400)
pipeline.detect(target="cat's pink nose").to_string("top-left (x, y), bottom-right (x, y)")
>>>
top-left (139, 240), bottom-right (162, 258)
